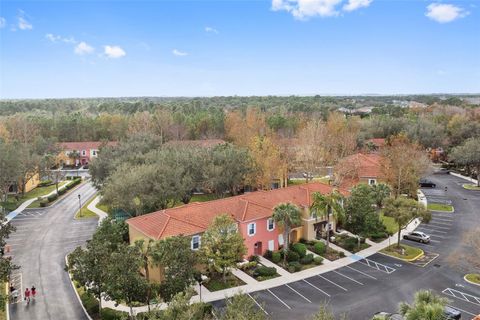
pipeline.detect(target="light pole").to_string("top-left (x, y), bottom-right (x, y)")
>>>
top-left (78, 194), bottom-right (82, 217)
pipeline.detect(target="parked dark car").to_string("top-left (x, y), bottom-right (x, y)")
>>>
top-left (419, 179), bottom-right (436, 188)
top-left (444, 306), bottom-right (461, 320)
top-left (403, 231), bottom-right (430, 243)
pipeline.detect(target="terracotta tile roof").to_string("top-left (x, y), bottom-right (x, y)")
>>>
top-left (163, 139), bottom-right (226, 148)
top-left (59, 141), bottom-right (118, 150)
top-left (335, 153), bottom-right (383, 188)
top-left (127, 182), bottom-right (348, 240)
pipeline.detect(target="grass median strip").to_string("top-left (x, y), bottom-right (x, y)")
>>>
top-left (465, 273), bottom-right (480, 285)
top-left (427, 203), bottom-right (454, 212)
top-left (75, 196), bottom-right (98, 219)
top-left (380, 244), bottom-right (424, 261)
top-left (463, 184), bottom-right (480, 191)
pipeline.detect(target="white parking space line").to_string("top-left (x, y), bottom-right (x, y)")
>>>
top-left (426, 224), bottom-right (450, 230)
top-left (302, 279), bottom-right (330, 297)
top-left (285, 284), bottom-right (312, 303)
top-left (429, 220), bottom-right (451, 226)
top-left (267, 289), bottom-right (291, 310)
top-left (417, 228), bottom-right (448, 234)
top-left (447, 305), bottom-right (476, 317)
top-left (433, 218), bottom-right (453, 222)
top-left (345, 266), bottom-right (377, 280)
top-left (247, 293), bottom-right (269, 315)
top-left (442, 288), bottom-right (480, 306)
top-left (429, 239), bottom-right (441, 243)
top-left (356, 257), bottom-right (396, 274)
top-left (317, 274), bottom-right (348, 291)
top-left (333, 271), bottom-right (364, 285)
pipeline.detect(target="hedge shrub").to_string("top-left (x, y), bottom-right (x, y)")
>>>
top-left (39, 200), bottom-right (49, 207)
top-left (38, 180), bottom-right (53, 187)
top-left (263, 250), bottom-right (273, 259)
top-left (288, 261), bottom-right (301, 272)
top-left (286, 251), bottom-right (300, 262)
top-left (47, 194), bottom-right (58, 202)
top-left (253, 266), bottom-right (277, 277)
top-left (249, 255), bottom-right (260, 263)
top-left (100, 308), bottom-right (129, 320)
top-left (314, 256), bottom-right (323, 265)
top-left (299, 253), bottom-right (314, 265)
top-left (313, 242), bottom-right (326, 255)
top-left (271, 251), bottom-right (281, 263)
top-left (292, 243), bottom-right (307, 258)
top-left (80, 291), bottom-right (99, 317)
top-left (58, 189), bottom-right (66, 196)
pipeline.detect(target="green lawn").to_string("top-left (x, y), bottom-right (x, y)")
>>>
top-left (380, 212), bottom-right (399, 234)
top-left (95, 202), bottom-right (110, 214)
top-left (427, 203), bottom-right (454, 212)
top-left (75, 196), bottom-right (98, 219)
top-left (0, 181), bottom-right (68, 212)
top-left (465, 273), bottom-right (480, 285)
top-left (463, 184), bottom-right (480, 191)
top-left (381, 244), bottom-right (424, 261)
top-left (190, 193), bottom-right (220, 202)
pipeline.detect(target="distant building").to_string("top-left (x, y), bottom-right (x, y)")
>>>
top-left (57, 141), bottom-right (117, 166)
top-left (334, 153), bottom-right (384, 189)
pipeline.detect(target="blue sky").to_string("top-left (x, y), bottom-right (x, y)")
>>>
top-left (0, 0), bottom-right (479, 98)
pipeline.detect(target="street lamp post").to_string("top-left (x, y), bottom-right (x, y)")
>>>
top-left (78, 194), bottom-right (82, 217)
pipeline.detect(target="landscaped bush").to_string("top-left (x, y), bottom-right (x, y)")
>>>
top-left (313, 242), bottom-right (326, 255)
top-left (80, 291), bottom-right (99, 317)
top-left (291, 243), bottom-right (307, 258)
top-left (288, 261), bottom-right (302, 272)
top-left (299, 253), bottom-right (314, 265)
top-left (249, 255), bottom-right (260, 263)
top-left (239, 261), bottom-right (257, 271)
top-left (286, 251), bottom-right (300, 262)
top-left (263, 250), bottom-right (273, 259)
top-left (38, 180), bottom-right (53, 187)
top-left (65, 178), bottom-right (82, 190)
top-left (58, 188), bottom-right (66, 195)
top-left (339, 251), bottom-right (346, 258)
top-left (100, 307), bottom-right (129, 320)
top-left (370, 232), bottom-right (387, 241)
top-left (47, 194), bottom-right (58, 202)
top-left (39, 200), bottom-right (49, 207)
top-left (253, 266), bottom-right (277, 277)
top-left (271, 251), bottom-right (281, 263)
top-left (314, 256), bottom-right (323, 265)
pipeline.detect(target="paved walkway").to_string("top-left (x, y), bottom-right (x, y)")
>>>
top-left (86, 196), bottom-right (108, 225)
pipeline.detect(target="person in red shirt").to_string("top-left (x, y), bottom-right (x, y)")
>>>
top-left (24, 288), bottom-right (31, 304)
top-left (31, 286), bottom-right (36, 300)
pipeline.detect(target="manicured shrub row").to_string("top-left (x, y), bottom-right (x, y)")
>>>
top-left (253, 266), bottom-right (277, 277)
top-left (291, 243), bottom-right (307, 258)
top-left (39, 178), bottom-right (82, 207)
top-left (80, 291), bottom-right (99, 317)
top-left (100, 307), bottom-right (129, 320)
top-left (38, 180), bottom-right (53, 187)
top-left (313, 242), bottom-right (326, 255)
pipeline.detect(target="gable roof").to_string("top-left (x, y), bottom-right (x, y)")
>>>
top-left (126, 182), bottom-right (348, 240)
top-left (335, 153), bottom-right (384, 189)
top-left (59, 141), bottom-right (117, 151)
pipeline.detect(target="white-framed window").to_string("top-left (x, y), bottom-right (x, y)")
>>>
top-left (92, 150), bottom-right (97, 156)
top-left (191, 235), bottom-right (201, 250)
top-left (247, 223), bottom-right (256, 236)
top-left (267, 218), bottom-right (275, 231)
top-left (81, 150), bottom-right (86, 156)
top-left (368, 179), bottom-right (377, 185)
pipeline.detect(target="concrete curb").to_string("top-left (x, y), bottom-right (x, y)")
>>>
top-left (429, 207), bottom-right (455, 213)
top-left (464, 274), bottom-right (480, 287)
top-left (462, 184), bottom-right (480, 191)
top-left (64, 255), bottom-right (94, 320)
top-left (449, 172), bottom-right (478, 185)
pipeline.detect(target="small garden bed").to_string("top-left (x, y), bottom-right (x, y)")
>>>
top-left (203, 273), bottom-right (246, 292)
top-left (75, 196), bottom-right (98, 219)
top-left (238, 258), bottom-right (280, 281)
top-left (380, 244), bottom-right (423, 261)
top-left (300, 239), bottom-right (345, 261)
top-left (463, 184), bottom-right (480, 191)
top-left (264, 243), bottom-right (324, 273)
top-left (465, 273), bottom-right (480, 285)
top-left (427, 203), bottom-right (454, 212)
top-left (332, 234), bottom-right (370, 253)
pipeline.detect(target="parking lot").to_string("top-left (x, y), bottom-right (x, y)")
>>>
top-left (211, 174), bottom-right (480, 320)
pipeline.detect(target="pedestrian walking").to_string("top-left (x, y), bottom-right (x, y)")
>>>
top-left (31, 285), bottom-right (36, 300)
top-left (24, 288), bottom-right (31, 304)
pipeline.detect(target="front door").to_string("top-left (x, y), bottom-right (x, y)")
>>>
top-left (254, 241), bottom-right (263, 255)
top-left (268, 240), bottom-right (274, 251)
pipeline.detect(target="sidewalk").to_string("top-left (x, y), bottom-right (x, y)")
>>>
top-left (450, 172), bottom-right (479, 185)
top-left (86, 196), bottom-right (108, 225)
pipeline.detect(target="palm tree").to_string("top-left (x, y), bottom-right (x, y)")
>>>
top-left (272, 203), bottom-right (302, 265)
top-left (310, 190), bottom-right (345, 249)
top-left (399, 290), bottom-right (448, 320)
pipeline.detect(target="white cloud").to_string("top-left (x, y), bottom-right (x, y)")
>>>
top-left (45, 33), bottom-right (61, 42)
top-left (272, 0), bottom-right (344, 19)
top-left (0, 17), bottom-right (6, 29)
top-left (426, 3), bottom-right (468, 23)
top-left (343, 0), bottom-right (372, 12)
top-left (172, 49), bottom-right (188, 56)
top-left (74, 42), bottom-right (95, 55)
top-left (46, 33), bottom-right (77, 44)
top-left (104, 45), bottom-right (126, 58)
top-left (18, 16), bottom-right (32, 30)
top-left (63, 37), bottom-right (77, 44)
top-left (205, 26), bottom-right (219, 34)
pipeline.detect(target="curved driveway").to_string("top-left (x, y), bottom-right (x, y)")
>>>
top-left (7, 182), bottom-right (98, 320)
top-left (212, 174), bottom-right (480, 319)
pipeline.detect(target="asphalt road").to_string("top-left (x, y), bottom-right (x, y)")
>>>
top-left (7, 182), bottom-right (98, 320)
top-left (212, 173), bottom-right (480, 320)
